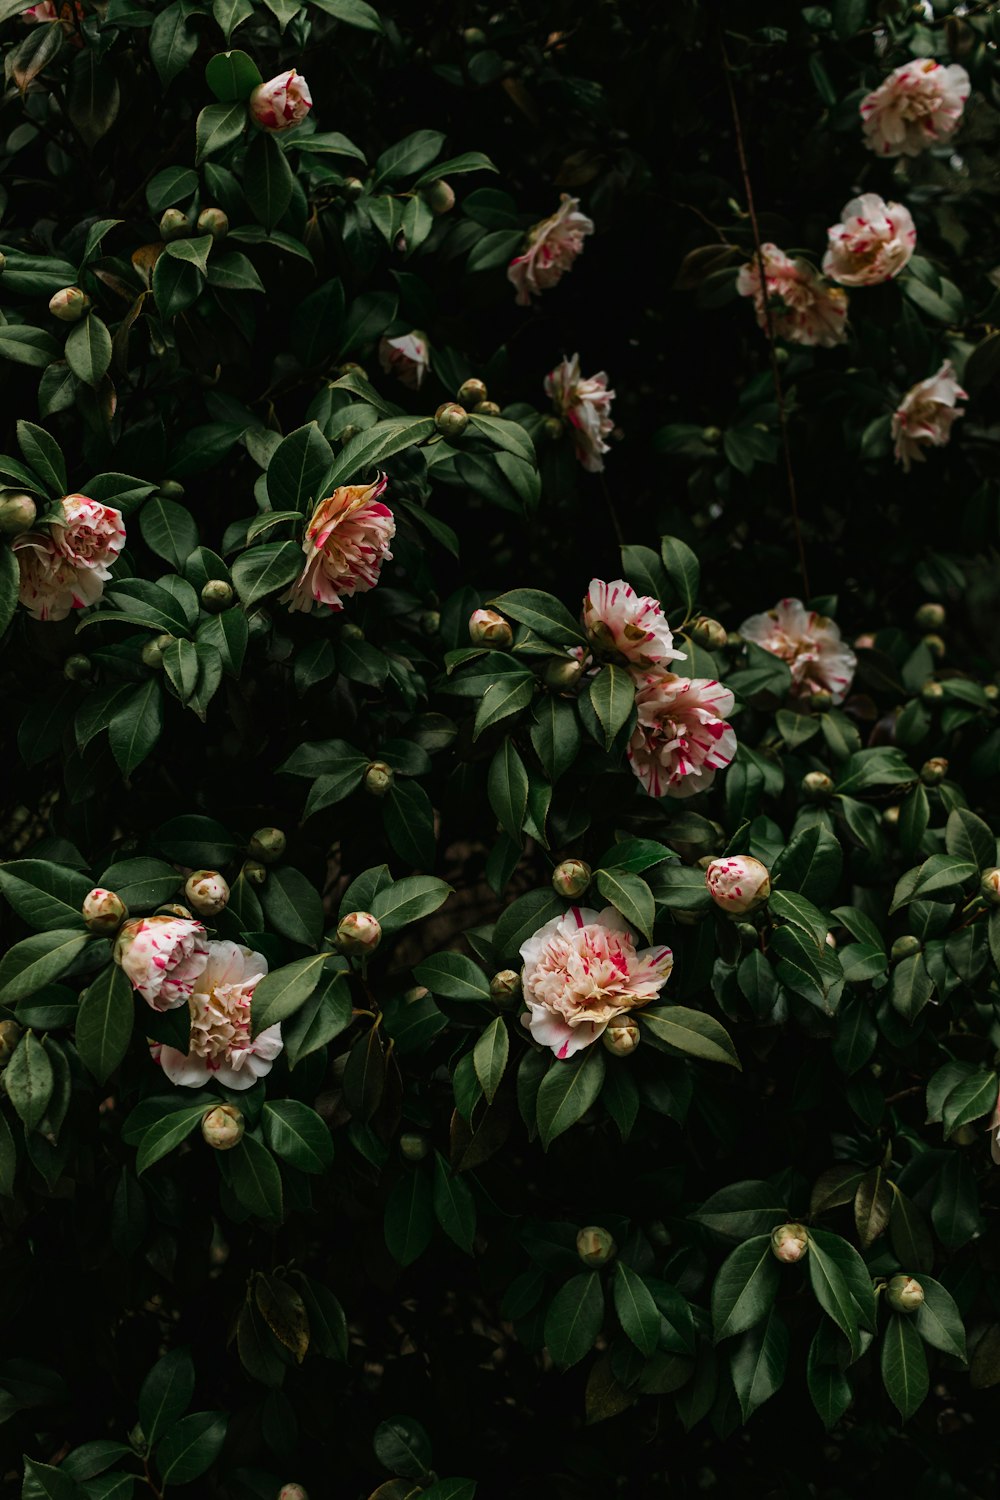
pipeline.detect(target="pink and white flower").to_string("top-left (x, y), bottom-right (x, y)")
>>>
top-left (739, 598), bottom-right (857, 704)
top-left (283, 476), bottom-right (395, 613)
top-left (14, 493), bottom-right (125, 622)
top-left (823, 194), bottom-right (916, 287)
top-left (51, 493), bottom-right (125, 573)
top-left (519, 905), bottom-right (672, 1059)
top-left (988, 1083), bottom-right (1000, 1166)
top-left (860, 59), bottom-right (970, 158)
top-left (546, 354), bottom-right (615, 473)
top-left (21, 2), bottom-right (57, 20)
top-left (891, 361), bottom-right (967, 473)
top-left (114, 915), bottom-right (209, 1012)
top-left (705, 855), bottom-right (771, 915)
top-left (378, 331), bottom-right (431, 390)
top-left (150, 941), bottom-right (282, 1091)
top-left (249, 70), bottom-right (312, 132)
top-left (582, 578), bottom-right (686, 668)
top-left (507, 195), bottom-right (594, 307)
top-left (737, 245), bottom-right (848, 348)
top-left (628, 673), bottom-right (737, 799)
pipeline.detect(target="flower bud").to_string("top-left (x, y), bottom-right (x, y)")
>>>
top-left (921, 680), bottom-right (944, 704)
top-left (469, 608), bottom-right (513, 649)
top-left (419, 609), bottom-right (440, 636)
top-left (602, 1016), bottom-right (640, 1056)
top-left (200, 579), bottom-right (233, 613)
top-left (141, 633), bottom-right (173, 669)
top-left (770, 1223), bottom-right (809, 1264)
top-left (337, 424), bottom-right (360, 446)
top-left (689, 616), bottom-right (728, 652)
top-left (48, 286), bottom-right (89, 322)
top-left (63, 653), bottom-right (92, 683)
top-left (159, 480), bottom-right (185, 499)
top-left (341, 621), bottom-right (365, 641)
top-left (705, 856), bottom-right (771, 915)
top-left (920, 756), bottom-right (949, 786)
top-left (923, 633), bottom-right (945, 661)
top-left (915, 602), bottom-right (945, 631)
top-left (980, 869), bottom-right (1000, 906)
top-left (249, 827), bottom-right (286, 864)
top-left (435, 402), bottom-right (469, 439)
top-left (473, 400), bottom-right (502, 416)
top-left (891, 935), bottom-right (922, 962)
top-left (576, 1225), bottom-right (617, 1267)
top-left (458, 378), bottom-right (488, 407)
top-left (886, 1274), bottom-right (924, 1313)
top-left (701, 425), bottom-right (722, 445)
top-left (854, 632), bottom-right (877, 650)
top-left (242, 859), bottom-right (267, 887)
top-left (159, 208), bottom-right (191, 241)
top-left (489, 969), bottom-right (521, 1006)
top-left (128, 1423), bottom-right (147, 1456)
top-left (551, 859), bottom-right (591, 899)
top-left (463, 25), bottom-right (486, 44)
top-left (336, 911), bottom-right (381, 955)
top-left (278, 1486), bottom-right (309, 1500)
top-left (196, 207), bottom-right (229, 240)
top-left (802, 770), bottom-right (834, 801)
top-left (82, 887), bottom-right (128, 934)
top-left (399, 1132), bottom-right (429, 1162)
top-left (0, 1020), bottom-right (22, 1068)
top-left (810, 688), bottom-right (833, 712)
top-left (201, 1103), bottom-right (244, 1151)
top-left (0, 253), bottom-right (6, 274)
top-left (342, 177), bottom-right (365, 200)
top-left (985, 683), bottom-right (999, 703)
top-left (421, 178), bottom-right (455, 214)
top-left (882, 804), bottom-right (900, 828)
top-left (544, 656), bottom-right (584, 691)
top-left (363, 761), bottom-right (394, 797)
top-left (403, 985), bottom-right (429, 1004)
top-left (0, 492), bottom-right (37, 534)
top-left (543, 415), bottom-right (564, 440)
top-left (184, 870), bottom-right (230, 917)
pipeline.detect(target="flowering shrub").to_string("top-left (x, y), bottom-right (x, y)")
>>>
top-left (1, 1), bottom-right (1000, 1497)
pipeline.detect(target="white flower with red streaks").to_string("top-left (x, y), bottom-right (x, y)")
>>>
top-left (628, 672), bottom-right (737, 799)
top-left (891, 361), bottom-right (967, 473)
top-left (518, 905), bottom-right (672, 1059)
top-left (249, 70), bottom-right (312, 132)
top-left (507, 194), bottom-right (594, 306)
top-left (823, 194), bottom-right (916, 287)
top-left (13, 493), bottom-right (125, 622)
top-left (582, 578), bottom-right (686, 669)
top-left (739, 598), bottom-right (857, 704)
top-left (860, 58), bottom-right (969, 159)
top-left (736, 244), bottom-right (848, 348)
top-left (150, 941), bottom-right (282, 1090)
top-left (378, 331), bottom-right (431, 390)
top-left (546, 353), bottom-right (615, 472)
top-left (114, 915), bottom-right (209, 1012)
top-left (283, 476), bottom-right (395, 613)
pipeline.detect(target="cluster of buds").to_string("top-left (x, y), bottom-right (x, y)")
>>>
top-left (456, 377), bottom-right (499, 415)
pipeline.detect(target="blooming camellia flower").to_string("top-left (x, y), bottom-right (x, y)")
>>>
top-left (249, 70), bottom-right (312, 132)
top-left (507, 195), bottom-right (594, 307)
top-left (114, 915), bottom-right (209, 1012)
top-left (628, 673), bottom-right (737, 799)
top-left (739, 598), bottom-right (857, 705)
top-left (736, 245), bottom-right (848, 348)
top-left (150, 941), bottom-right (282, 1090)
top-left (14, 494), bottom-right (125, 622)
top-left (891, 361), bottom-right (967, 473)
top-left (582, 578), bottom-right (686, 669)
top-left (705, 855), bottom-right (771, 915)
top-left (860, 59), bottom-right (970, 159)
top-left (378, 331), bottom-right (431, 390)
top-left (823, 194), bottom-right (916, 287)
top-left (283, 477), bottom-right (395, 613)
top-left (546, 354), bottom-right (615, 473)
top-left (519, 905), bottom-right (673, 1058)
top-left (22, 2), bottom-right (57, 20)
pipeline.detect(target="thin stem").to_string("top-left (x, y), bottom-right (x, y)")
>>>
top-left (715, 23), bottom-right (811, 599)
top-left (598, 473), bottom-right (624, 549)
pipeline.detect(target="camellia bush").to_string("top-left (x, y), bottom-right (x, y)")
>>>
top-left (2, 0), bottom-right (1000, 1496)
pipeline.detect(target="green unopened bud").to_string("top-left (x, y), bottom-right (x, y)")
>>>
top-left (489, 969), bottom-right (521, 1006)
top-left (552, 859), bottom-right (591, 899)
top-left (363, 761), bottom-right (394, 797)
top-left (602, 1016), bottom-right (640, 1056)
top-left (882, 805), bottom-right (900, 829)
top-left (48, 286), bottom-right (89, 322)
top-left (771, 1223), bottom-right (809, 1263)
top-left (82, 887), bottom-right (128, 934)
top-left (923, 633), bottom-right (946, 661)
top-left (921, 680), bottom-right (944, 704)
top-left (159, 208), bottom-right (191, 241)
top-left (201, 1103), bottom-right (244, 1151)
top-left (242, 859), bottom-right (267, 887)
top-left (0, 492), bottom-right (37, 534)
top-left (63, 653), bottom-right (92, 683)
top-left (886, 1274), bottom-right (924, 1312)
top-left (342, 177), bottom-right (364, 200)
top-left (544, 655), bottom-right (584, 691)
top-left (159, 480), bottom-right (185, 499)
top-left (985, 683), bottom-right (999, 703)
top-left (421, 178), bottom-right (455, 214)
top-left (184, 870), bottom-right (230, 917)
top-left (469, 608), bottom-right (513, 649)
top-left (689, 616), bottom-right (728, 652)
top-left (278, 1485), bottom-right (309, 1500)
top-left (576, 1225), bottom-right (617, 1267)
top-left (200, 579), bottom-right (233, 613)
top-left (0, 1020), bottom-right (22, 1068)
top-left (336, 911), bottom-right (381, 955)
top-left (435, 402), bottom-right (469, 439)
top-left (0, 253), bottom-right (6, 275)
top-left (701, 425), bottom-right (722, 445)
top-left (419, 609), bottom-right (440, 636)
top-left (463, 25), bottom-right (486, 44)
top-left (141, 633), bottom-right (174, 669)
top-left (980, 869), bottom-right (1000, 906)
top-left (128, 1423), bottom-right (147, 1456)
top-left (543, 415), bottom-right (564, 440)
top-left (341, 621), bottom-right (365, 641)
top-left (196, 207), bottom-right (229, 240)
top-left (801, 770), bottom-right (834, 801)
top-left (891, 935), bottom-right (922, 962)
top-left (249, 827), bottom-right (286, 864)
top-left (915, 602), bottom-right (945, 631)
top-left (920, 756), bottom-right (949, 786)
top-left (399, 1132), bottom-right (429, 1162)
top-left (473, 400), bottom-right (502, 416)
top-left (457, 378), bottom-right (488, 407)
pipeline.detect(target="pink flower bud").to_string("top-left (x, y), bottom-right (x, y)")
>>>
top-left (602, 1016), bottom-right (640, 1056)
top-left (469, 608), bottom-right (513, 649)
top-left (48, 286), bottom-right (89, 322)
top-left (113, 914), bottom-right (209, 1011)
top-left (249, 70), bottom-right (313, 133)
top-left (378, 331), bottom-right (431, 390)
top-left (771, 1223), bottom-right (809, 1263)
top-left (184, 870), bottom-right (230, 917)
top-left (82, 887), bottom-right (128, 934)
top-left (981, 869), bottom-right (1000, 906)
top-left (278, 1487), bottom-right (309, 1500)
top-left (576, 1225), bottom-right (617, 1267)
top-left (201, 1104), bottom-right (244, 1151)
top-left (885, 1274), bottom-right (924, 1312)
top-left (335, 911), bottom-right (381, 955)
top-left (705, 856), bottom-right (771, 915)
top-left (551, 859), bottom-right (591, 899)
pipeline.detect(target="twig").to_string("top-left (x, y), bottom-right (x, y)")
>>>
top-left (715, 22), bottom-right (811, 599)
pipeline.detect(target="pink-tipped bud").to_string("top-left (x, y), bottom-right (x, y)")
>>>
top-left (469, 608), bottom-right (513, 649)
top-left (705, 855), bottom-right (771, 916)
top-left (184, 870), bottom-right (230, 917)
top-left (802, 771), bottom-right (834, 801)
top-left (771, 1223), bottom-right (809, 1263)
top-left (602, 1016), bottom-right (640, 1056)
top-left (159, 208), bottom-right (191, 241)
top-left (472, 400), bottom-right (501, 416)
top-left (82, 887), bottom-right (128, 934)
top-left (201, 1104), bottom-right (244, 1151)
top-left (576, 1225), bottom-right (617, 1267)
top-left (278, 1486), bottom-right (310, 1500)
top-left (551, 859), bottom-right (591, 899)
top-left (249, 70), bottom-right (313, 133)
top-left (336, 911), bottom-right (381, 955)
top-left (48, 286), bottom-right (89, 322)
top-left (886, 1274), bottom-right (924, 1312)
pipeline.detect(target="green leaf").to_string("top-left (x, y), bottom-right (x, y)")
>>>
top-left (530, 696), bottom-right (580, 782)
top-left (0, 860), bottom-right (91, 932)
top-left (384, 1169), bottom-right (434, 1267)
top-left (0, 930), bottom-right (91, 1004)
top-left (660, 535), bottom-right (700, 617)
top-left (492, 889), bottom-right (565, 967)
top-left (0, 545), bottom-right (18, 638)
top-left (149, 1), bottom-right (197, 85)
top-left (372, 1415), bottom-right (432, 1480)
top-left (0, 326), bottom-right (59, 367)
top-left (806, 1324), bottom-right (852, 1430)
top-left (232, 541), bottom-right (302, 606)
top-left (383, 780), bottom-right (436, 869)
top-left (262, 1100), bottom-right (334, 1174)
top-left (244, 130), bottom-right (295, 230)
top-left (587, 664), bottom-right (635, 750)
top-left (282, 969), bottom-right (352, 1067)
top-left (370, 876), bottom-right (451, 933)
top-left (138, 1347), bottom-right (195, 1447)
top-left (808, 1229), bottom-right (875, 1359)
top-left (225, 1135), bottom-right (283, 1220)
top-left (889, 1186), bottom-right (933, 1274)
top-left (945, 806), bottom-right (995, 872)
top-left (488, 737), bottom-right (529, 843)
top-left (308, 0), bottom-right (383, 29)
top-left (432, 1150), bottom-right (475, 1253)
top-left (20, 1459), bottom-right (81, 1500)
top-left (139, 496), bottom-right (198, 570)
top-left (691, 1180), bottom-right (789, 1242)
top-left (267, 422), bottom-right (333, 513)
top-left (730, 1307), bottom-right (789, 1420)
top-left (613, 1262), bottom-right (660, 1357)
top-left (486, 588), bottom-right (587, 647)
top-left (544, 1272), bottom-right (604, 1370)
top-left (195, 100), bottom-right (247, 163)
top-left (913, 1275), bottom-right (967, 1362)
top-left (259, 865), bottom-right (323, 948)
top-left (16, 421), bottom-right (66, 495)
top-left (154, 1411), bottom-right (227, 1485)
top-left (881, 1313), bottom-right (928, 1420)
top-left (942, 1070), bottom-right (998, 1138)
top-left (412, 952), bottom-right (491, 1002)
top-left (64, 315), bottom-right (112, 385)
top-left (375, 128), bottom-right (446, 183)
top-left (711, 1236), bottom-right (780, 1341)
top-left (136, 1105), bottom-right (210, 1174)
top-left (889, 952), bottom-right (934, 1023)
top-left (76, 965), bottom-right (133, 1084)
top-left (890, 854), bottom-right (976, 912)
top-left (640, 1006), bottom-right (740, 1068)
top-left (473, 1017), bottom-right (508, 1104)
top-left (109, 680), bottom-right (163, 777)
top-left (594, 868), bottom-right (655, 943)
top-left (5, 1033), bottom-right (54, 1134)
top-left (535, 1047), bottom-right (605, 1148)
top-left (251, 953), bottom-right (331, 1033)
top-left (205, 48), bottom-right (261, 101)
